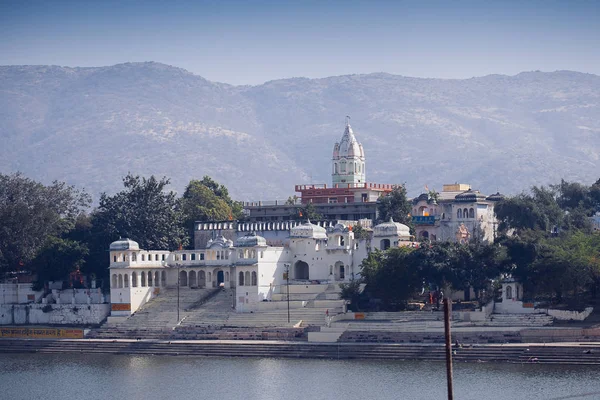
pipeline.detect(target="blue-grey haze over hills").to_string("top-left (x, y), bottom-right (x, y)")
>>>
top-left (0, 62), bottom-right (599, 201)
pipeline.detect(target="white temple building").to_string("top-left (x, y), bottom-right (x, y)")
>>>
top-left (109, 217), bottom-right (411, 316)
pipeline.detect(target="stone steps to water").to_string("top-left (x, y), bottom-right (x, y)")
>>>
top-left (3, 339), bottom-right (600, 364)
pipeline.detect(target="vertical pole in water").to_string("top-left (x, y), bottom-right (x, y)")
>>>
top-left (177, 264), bottom-right (180, 322)
top-left (444, 297), bottom-right (454, 400)
top-left (286, 264), bottom-right (290, 323)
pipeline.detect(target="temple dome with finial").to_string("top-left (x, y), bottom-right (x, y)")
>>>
top-left (334, 122), bottom-right (364, 159)
top-left (332, 117), bottom-right (366, 186)
top-left (290, 220), bottom-right (328, 239)
top-left (373, 218), bottom-right (411, 238)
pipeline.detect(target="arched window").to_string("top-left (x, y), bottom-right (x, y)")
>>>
top-left (217, 251), bottom-right (220, 260)
top-left (118, 274), bottom-right (123, 288)
top-left (463, 208), bottom-right (468, 218)
top-left (457, 209), bottom-right (462, 219)
top-left (251, 271), bottom-right (257, 286)
top-left (124, 274), bottom-right (129, 288)
top-left (132, 272), bottom-right (138, 287)
top-left (112, 274), bottom-right (117, 288)
top-left (161, 271), bottom-right (167, 287)
top-left (506, 285), bottom-right (513, 300)
top-left (469, 208), bottom-right (475, 218)
top-left (141, 272), bottom-right (146, 287)
top-left (239, 250), bottom-right (243, 259)
top-left (148, 271), bottom-right (153, 287)
top-left (141, 254), bottom-right (145, 261)
top-left (239, 271), bottom-right (244, 286)
top-left (245, 271), bottom-right (250, 286)
top-left (154, 272), bottom-right (160, 287)
top-left (380, 239), bottom-right (390, 250)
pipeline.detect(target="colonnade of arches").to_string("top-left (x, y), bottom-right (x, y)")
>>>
top-left (178, 269), bottom-right (230, 288)
top-left (111, 271), bottom-right (167, 288)
top-left (457, 207), bottom-right (475, 219)
top-left (238, 271), bottom-right (257, 286)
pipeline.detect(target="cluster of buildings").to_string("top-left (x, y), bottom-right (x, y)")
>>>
top-left (109, 120), bottom-right (504, 316)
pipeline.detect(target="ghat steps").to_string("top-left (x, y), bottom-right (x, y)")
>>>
top-left (3, 339), bottom-right (600, 365)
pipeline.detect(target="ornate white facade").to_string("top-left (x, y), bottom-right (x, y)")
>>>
top-left (411, 184), bottom-right (502, 242)
top-left (109, 219), bottom-right (414, 316)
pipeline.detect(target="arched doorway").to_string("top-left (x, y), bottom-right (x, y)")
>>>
top-left (198, 270), bottom-right (206, 288)
top-left (380, 239), bottom-right (390, 250)
top-left (294, 261), bottom-right (309, 280)
top-left (189, 270), bottom-right (197, 288)
top-left (160, 271), bottom-right (166, 287)
top-left (334, 261), bottom-right (345, 281)
top-left (179, 270), bottom-right (188, 287)
top-left (217, 270), bottom-right (225, 286)
top-left (421, 231), bottom-right (429, 240)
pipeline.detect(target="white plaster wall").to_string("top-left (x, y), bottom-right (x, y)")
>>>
top-left (0, 304), bottom-right (110, 325)
top-left (129, 286), bottom-right (155, 314)
top-left (546, 307), bottom-right (593, 321)
top-left (494, 300), bottom-right (536, 314)
top-left (0, 284), bottom-right (43, 304)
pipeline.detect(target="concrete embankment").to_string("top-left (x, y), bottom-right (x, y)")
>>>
top-left (2, 339), bottom-right (600, 365)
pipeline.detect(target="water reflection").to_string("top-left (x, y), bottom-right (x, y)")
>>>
top-left (1, 354), bottom-right (600, 400)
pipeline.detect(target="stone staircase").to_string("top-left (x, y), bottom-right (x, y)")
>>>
top-left (482, 313), bottom-right (554, 327)
top-left (87, 287), bottom-right (218, 339)
top-left (5, 339), bottom-right (600, 364)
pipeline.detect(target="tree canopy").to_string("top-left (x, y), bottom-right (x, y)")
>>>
top-left (377, 185), bottom-right (412, 227)
top-left (0, 173), bottom-right (90, 277)
top-left (92, 174), bottom-right (187, 251)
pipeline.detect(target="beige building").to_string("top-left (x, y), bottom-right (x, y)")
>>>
top-left (411, 184), bottom-right (503, 242)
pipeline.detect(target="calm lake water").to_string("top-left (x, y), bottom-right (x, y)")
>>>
top-left (1, 353), bottom-right (600, 400)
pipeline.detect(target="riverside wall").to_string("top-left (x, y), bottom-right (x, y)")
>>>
top-left (0, 304), bottom-right (110, 325)
top-left (1, 339), bottom-right (600, 365)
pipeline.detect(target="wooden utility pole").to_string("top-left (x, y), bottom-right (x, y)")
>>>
top-left (444, 297), bottom-right (454, 400)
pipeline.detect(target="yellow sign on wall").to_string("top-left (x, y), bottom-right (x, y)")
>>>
top-left (0, 327), bottom-right (83, 339)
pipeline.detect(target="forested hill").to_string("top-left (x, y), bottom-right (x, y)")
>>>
top-left (1, 62), bottom-right (599, 201)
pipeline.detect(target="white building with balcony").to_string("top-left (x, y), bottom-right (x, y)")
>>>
top-left (109, 218), bottom-right (403, 316)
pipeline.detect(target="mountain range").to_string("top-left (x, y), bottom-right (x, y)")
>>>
top-left (1, 62), bottom-right (599, 202)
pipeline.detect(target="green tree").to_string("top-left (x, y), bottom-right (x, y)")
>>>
top-left (352, 224), bottom-right (370, 240)
top-left (299, 202), bottom-right (322, 221)
top-left (495, 186), bottom-right (563, 234)
top-left (377, 185), bottom-right (412, 226)
top-left (179, 177), bottom-right (244, 245)
top-left (0, 173), bottom-right (90, 277)
top-left (92, 174), bottom-right (187, 252)
top-left (339, 279), bottom-right (363, 311)
top-left (30, 237), bottom-right (88, 285)
top-left (360, 247), bottom-right (421, 309)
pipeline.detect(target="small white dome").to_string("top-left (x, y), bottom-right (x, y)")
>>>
top-left (235, 232), bottom-right (267, 247)
top-left (109, 238), bottom-right (140, 251)
top-left (207, 235), bottom-right (233, 249)
top-left (373, 218), bottom-right (410, 238)
top-left (290, 220), bottom-right (328, 239)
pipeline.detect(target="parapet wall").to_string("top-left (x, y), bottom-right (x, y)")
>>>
top-left (0, 304), bottom-right (110, 325)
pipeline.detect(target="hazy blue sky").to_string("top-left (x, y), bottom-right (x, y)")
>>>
top-left (1, 0), bottom-right (599, 85)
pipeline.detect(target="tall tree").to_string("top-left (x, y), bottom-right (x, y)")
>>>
top-left (377, 185), bottom-right (412, 226)
top-left (179, 177), bottom-right (243, 244)
top-left (0, 173), bottom-right (90, 277)
top-left (92, 174), bottom-right (187, 252)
